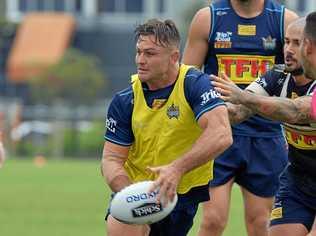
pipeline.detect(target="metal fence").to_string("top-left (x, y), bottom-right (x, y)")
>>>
top-left (1, 98), bottom-right (111, 159)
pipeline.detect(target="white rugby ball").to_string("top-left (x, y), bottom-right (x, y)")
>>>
top-left (110, 181), bottom-right (178, 224)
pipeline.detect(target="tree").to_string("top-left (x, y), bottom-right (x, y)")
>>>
top-left (29, 48), bottom-right (106, 105)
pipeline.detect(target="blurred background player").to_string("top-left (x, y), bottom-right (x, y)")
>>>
top-left (0, 132), bottom-right (5, 168)
top-left (182, 0), bottom-right (298, 235)
top-left (211, 14), bottom-right (316, 236)
top-left (101, 19), bottom-right (232, 236)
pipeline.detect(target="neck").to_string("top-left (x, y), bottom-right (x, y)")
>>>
top-left (146, 63), bottom-right (180, 90)
top-left (230, 0), bottom-right (265, 18)
top-left (293, 74), bottom-right (312, 87)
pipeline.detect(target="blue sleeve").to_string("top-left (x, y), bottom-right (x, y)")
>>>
top-left (184, 68), bottom-right (225, 120)
top-left (254, 70), bottom-right (284, 96)
top-left (104, 87), bottom-right (134, 146)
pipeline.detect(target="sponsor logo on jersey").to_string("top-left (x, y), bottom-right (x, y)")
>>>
top-left (167, 104), bottom-right (180, 119)
top-left (106, 117), bottom-right (117, 133)
top-left (201, 89), bottom-right (221, 106)
top-left (216, 11), bottom-right (227, 16)
top-left (152, 99), bottom-right (167, 110)
top-left (270, 207), bottom-right (283, 220)
top-left (132, 203), bottom-right (162, 218)
top-left (238, 24), bottom-right (256, 36)
top-left (216, 54), bottom-right (275, 84)
top-left (284, 124), bottom-right (316, 150)
top-left (255, 77), bottom-right (268, 88)
top-left (214, 31), bottom-right (232, 48)
top-left (262, 36), bottom-right (276, 50)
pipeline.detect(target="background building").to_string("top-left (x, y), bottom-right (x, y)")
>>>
top-left (1, 0), bottom-right (316, 98)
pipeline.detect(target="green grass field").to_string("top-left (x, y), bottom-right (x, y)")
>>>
top-left (0, 159), bottom-right (246, 236)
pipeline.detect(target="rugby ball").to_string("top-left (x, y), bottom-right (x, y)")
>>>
top-left (110, 181), bottom-right (178, 224)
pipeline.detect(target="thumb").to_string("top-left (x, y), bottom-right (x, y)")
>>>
top-left (146, 166), bottom-right (160, 174)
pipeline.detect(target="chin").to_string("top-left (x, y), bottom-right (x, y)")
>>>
top-left (285, 65), bottom-right (293, 71)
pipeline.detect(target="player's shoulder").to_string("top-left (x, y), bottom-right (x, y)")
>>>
top-left (211, 0), bottom-right (230, 9)
top-left (261, 64), bottom-right (289, 84)
top-left (111, 85), bottom-right (134, 107)
top-left (194, 6), bottom-right (212, 24)
top-left (283, 8), bottom-right (299, 28)
top-left (284, 8), bottom-right (299, 20)
top-left (271, 64), bottom-right (286, 74)
top-left (185, 67), bottom-right (207, 82)
top-left (267, 64), bottom-right (288, 77)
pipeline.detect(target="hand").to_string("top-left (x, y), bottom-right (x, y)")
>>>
top-left (147, 163), bottom-right (182, 206)
top-left (210, 73), bottom-right (245, 104)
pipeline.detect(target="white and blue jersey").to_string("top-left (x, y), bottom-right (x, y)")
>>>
top-left (263, 68), bottom-right (316, 231)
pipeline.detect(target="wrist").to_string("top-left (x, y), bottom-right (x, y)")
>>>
top-left (108, 174), bottom-right (131, 192)
top-left (240, 90), bottom-right (252, 105)
top-left (171, 161), bottom-right (186, 177)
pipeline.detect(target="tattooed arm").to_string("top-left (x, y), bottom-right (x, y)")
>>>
top-left (226, 102), bottom-right (254, 125)
top-left (235, 92), bottom-right (313, 124)
top-left (211, 74), bottom-right (314, 124)
top-left (212, 73), bottom-right (314, 124)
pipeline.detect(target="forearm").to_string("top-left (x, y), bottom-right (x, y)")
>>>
top-left (101, 157), bottom-right (131, 192)
top-left (227, 103), bottom-right (254, 125)
top-left (172, 116), bottom-right (232, 174)
top-left (241, 91), bottom-right (312, 124)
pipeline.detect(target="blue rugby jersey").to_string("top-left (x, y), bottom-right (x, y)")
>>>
top-left (206, 0), bottom-right (285, 137)
top-left (104, 67), bottom-right (225, 146)
top-left (255, 67), bottom-right (316, 179)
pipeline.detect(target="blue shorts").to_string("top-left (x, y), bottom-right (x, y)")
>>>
top-left (106, 185), bottom-right (209, 236)
top-left (210, 135), bottom-right (288, 197)
top-left (270, 165), bottom-right (316, 231)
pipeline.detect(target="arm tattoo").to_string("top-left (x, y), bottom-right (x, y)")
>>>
top-left (228, 104), bottom-right (254, 125)
top-left (243, 92), bottom-right (312, 124)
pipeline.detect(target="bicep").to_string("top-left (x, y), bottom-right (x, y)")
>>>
top-left (102, 141), bottom-right (129, 163)
top-left (197, 105), bottom-right (230, 130)
top-left (182, 7), bottom-right (210, 68)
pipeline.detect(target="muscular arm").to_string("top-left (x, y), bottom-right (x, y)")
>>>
top-left (182, 7), bottom-right (210, 68)
top-left (227, 103), bottom-right (254, 125)
top-left (101, 142), bottom-right (131, 192)
top-left (234, 91), bottom-right (313, 124)
top-left (149, 105), bottom-right (232, 202)
top-left (172, 105), bottom-right (233, 173)
top-left (212, 74), bottom-right (313, 124)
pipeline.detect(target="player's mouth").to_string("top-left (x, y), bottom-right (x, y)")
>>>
top-left (285, 55), bottom-right (296, 66)
top-left (138, 68), bottom-right (149, 74)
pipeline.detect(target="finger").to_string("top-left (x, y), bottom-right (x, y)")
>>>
top-left (148, 177), bottom-right (161, 193)
top-left (212, 81), bottom-right (229, 89)
top-left (211, 75), bottom-right (224, 83)
top-left (146, 166), bottom-right (159, 173)
top-left (220, 95), bottom-right (231, 102)
top-left (214, 87), bottom-right (231, 96)
top-left (157, 183), bottom-right (168, 206)
top-left (167, 186), bottom-right (176, 203)
top-left (210, 74), bottom-right (221, 81)
top-left (219, 72), bottom-right (231, 82)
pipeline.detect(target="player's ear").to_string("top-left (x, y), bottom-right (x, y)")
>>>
top-left (170, 49), bottom-right (180, 64)
top-left (305, 38), bottom-right (313, 55)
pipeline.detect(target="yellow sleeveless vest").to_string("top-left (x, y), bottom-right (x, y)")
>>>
top-left (124, 64), bottom-right (213, 194)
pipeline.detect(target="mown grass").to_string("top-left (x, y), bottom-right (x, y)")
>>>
top-left (0, 158), bottom-right (246, 236)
